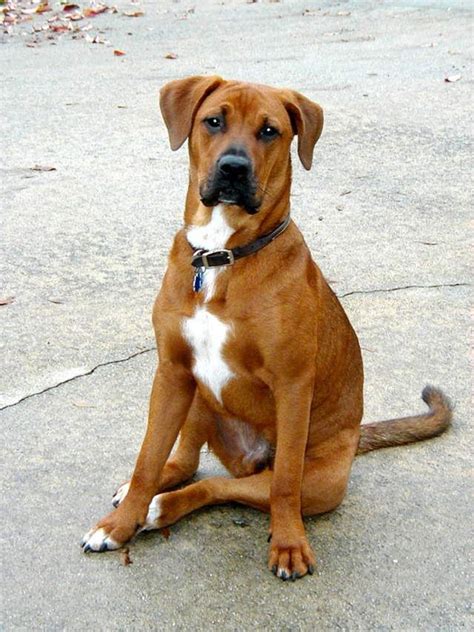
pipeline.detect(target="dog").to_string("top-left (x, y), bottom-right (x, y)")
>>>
top-left (81, 76), bottom-right (452, 580)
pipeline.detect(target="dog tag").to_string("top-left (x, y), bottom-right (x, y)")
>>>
top-left (193, 266), bottom-right (205, 293)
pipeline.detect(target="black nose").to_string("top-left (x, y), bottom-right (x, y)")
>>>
top-left (218, 154), bottom-right (251, 179)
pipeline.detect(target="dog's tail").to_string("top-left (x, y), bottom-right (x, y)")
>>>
top-left (357, 385), bottom-right (453, 455)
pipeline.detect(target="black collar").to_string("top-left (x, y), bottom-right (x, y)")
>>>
top-left (190, 215), bottom-right (291, 269)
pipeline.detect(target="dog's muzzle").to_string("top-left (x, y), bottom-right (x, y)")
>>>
top-left (200, 148), bottom-right (261, 214)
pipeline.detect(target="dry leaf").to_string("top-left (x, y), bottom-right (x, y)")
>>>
top-left (0, 296), bottom-right (15, 306)
top-left (36, 3), bottom-right (51, 14)
top-left (50, 24), bottom-right (70, 32)
top-left (83, 5), bottom-right (107, 18)
top-left (120, 547), bottom-right (133, 565)
top-left (31, 164), bottom-right (56, 171)
top-left (114, 49), bottom-right (125, 56)
top-left (123, 10), bottom-right (144, 17)
top-left (164, 52), bottom-right (177, 59)
top-left (444, 74), bottom-right (461, 83)
top-left (72, 400), bottom-right (96, 408)
top-left (62, 3), bottom-right (79, 10)
top-left (87, 34), bottom-right (109, 44)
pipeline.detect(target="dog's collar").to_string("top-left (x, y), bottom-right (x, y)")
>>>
top-left (190, 214), bottom-right (291, 270)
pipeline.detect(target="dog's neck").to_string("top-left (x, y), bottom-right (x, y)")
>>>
top-left (183, 174), bottom-right (291, 251)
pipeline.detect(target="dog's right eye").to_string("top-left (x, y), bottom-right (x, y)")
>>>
top-left (204, 117), bottom-right (223, 133)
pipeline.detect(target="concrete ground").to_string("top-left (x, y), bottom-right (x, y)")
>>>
top-left (1, 0), bottom-right (472, 629)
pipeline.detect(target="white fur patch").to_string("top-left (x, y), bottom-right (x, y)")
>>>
top-left (187, 204), bottom-right (235, 302)
top-left (187, 204), bottom-right (234, 251)
top-left (182, 307), bottom-right (234, 404)
top-left (143, 495), bottom-right (163, 531)
top-left (81, 527), bottom-right (120, 552)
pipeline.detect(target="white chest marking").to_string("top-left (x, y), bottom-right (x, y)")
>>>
top-left (187, 204), bottom-right (235, 302)
top-left (182, 307), bottom-right (234, 403)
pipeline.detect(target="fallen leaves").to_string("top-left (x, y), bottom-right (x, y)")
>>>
top-left (113, 48), bottom-right (125, 56)
top-left (35, 2), bottom-right (50, 13)
top-left (31, 164), bottom-right (56, 171)
top-left (160, 527), bottom-right (171, 539)
top-left (0, 296), bottom-right (15, 306)
top-left (164, 52), bottom-right (177, 59)
top-left (232, 517), bottom-right (250, 527)
top-left (123, 9), bottom-right (143, 17)
top-left (444, 74), bottom-right (461, 83)
top-left (72, 400), bottom-right (96, 408)
top-left (83, 4), bottom-right (107, 18)
top-left (120, 547), bottom-right (133, 566)
top-left (2, 1), bottom-right (142, 51)
top-left (85, 33), bottom-right (110, 44)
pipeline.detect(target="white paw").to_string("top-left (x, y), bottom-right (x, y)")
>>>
top-left (112, 481), bottom-right (130, 508)
top-left (142, 494), bottom-right (163, 531)
top-left (81, 527), bottom-right (121, 553)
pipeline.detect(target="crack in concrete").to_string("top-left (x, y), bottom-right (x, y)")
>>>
top-left (1, 282), bottom-right (469, 412)
top-left (0, 347), bottom-right (156, 412)
top-left (339, 282), bottom-right (469, 298)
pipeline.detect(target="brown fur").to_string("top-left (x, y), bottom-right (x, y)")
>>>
top-left (83, 77), bottom-right (452, 581)
top-left (357, 386), bottom-right (453, 454)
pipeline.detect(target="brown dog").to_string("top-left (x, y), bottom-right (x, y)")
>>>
top-left (81, 77), bottom-right (452, 580)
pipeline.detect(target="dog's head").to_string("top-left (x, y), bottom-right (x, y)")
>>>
top-left (159, 76), bottom-right (323, 215)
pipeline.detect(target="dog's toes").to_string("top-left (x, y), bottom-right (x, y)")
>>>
top-left (81, 527), bottom-right (121, 553)
top-left (112, 481), bottom-right (130, 508)
top-left (268, 536), bottom-right (316, 581)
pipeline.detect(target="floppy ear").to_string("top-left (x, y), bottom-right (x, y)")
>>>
top-left (159, 75), bottom-right (224, 151)
top-left (282, 90), bottom-right (324, 170)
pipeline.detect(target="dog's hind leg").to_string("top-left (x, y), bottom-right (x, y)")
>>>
top-left (141, 440), bottom-right (357, 579)
top-left (142, 470), bottom-right (273, 531)
top-left (142, 444), bottom-right (354, 531)
top-left (112, 392), bottom-right (213, 507)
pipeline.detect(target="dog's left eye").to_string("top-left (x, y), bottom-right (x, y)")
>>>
top-left (204, 117), bottom-right (223, 132)
top-left (259, 125), bottom-right (279, 141)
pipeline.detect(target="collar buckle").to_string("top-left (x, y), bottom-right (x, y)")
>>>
top-left (193, 248), bottom-right (235, 268)
top-left (189, 215), bottom-right (291, 271)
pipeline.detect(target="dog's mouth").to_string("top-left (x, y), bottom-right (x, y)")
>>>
top-left (200, 169), bottom-right (261, 215)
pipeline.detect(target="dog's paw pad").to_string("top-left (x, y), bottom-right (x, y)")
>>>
top-left (112, 481), bottom-right (130, 508)
top-left (81, 527), bottom-right (121, 553)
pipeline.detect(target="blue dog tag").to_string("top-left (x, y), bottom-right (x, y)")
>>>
top-left (193, 267), bottom-right (205, 292)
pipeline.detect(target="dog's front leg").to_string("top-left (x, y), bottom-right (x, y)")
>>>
top-left (269, 378), bottom-right (316, 580)
top-left (82, 363), bottom-right (195, 552)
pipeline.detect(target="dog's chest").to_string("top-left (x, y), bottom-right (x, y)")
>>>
top-left (182, 205), bottom-right (235, 402)
top-left (182, 307), bottom-right (234, 403)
